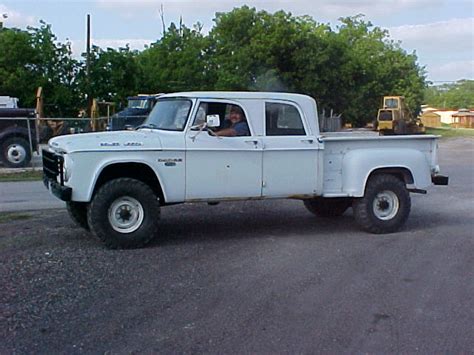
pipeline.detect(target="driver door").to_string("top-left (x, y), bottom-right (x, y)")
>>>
top-left (185, 100), bottom-right (263, 200)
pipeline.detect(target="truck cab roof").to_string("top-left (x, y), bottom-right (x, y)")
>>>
top-left (159, 91), bottom-right (320, 136)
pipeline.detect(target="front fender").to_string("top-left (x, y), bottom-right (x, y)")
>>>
top-left (89, 159), bottom-right (166, 201)
top-left (65, 153), bottom-right (166, 202)
top-left (341, 148), bottom-right (432, 197)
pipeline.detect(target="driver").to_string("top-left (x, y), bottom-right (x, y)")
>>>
top-left (215, 106), bottom-right (250, 137)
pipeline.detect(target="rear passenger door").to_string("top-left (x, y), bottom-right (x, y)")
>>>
top-left (261, 101), bottom-right (319, 197)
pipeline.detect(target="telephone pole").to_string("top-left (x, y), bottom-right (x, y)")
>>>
top-left (86, 14), bottom-right (92, 117)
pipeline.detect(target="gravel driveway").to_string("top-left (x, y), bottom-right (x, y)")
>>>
top-left (1, 137), bottom-right (473, 353)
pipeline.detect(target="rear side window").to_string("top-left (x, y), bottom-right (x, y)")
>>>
top-left (265, 102), bottom-right (306, 136)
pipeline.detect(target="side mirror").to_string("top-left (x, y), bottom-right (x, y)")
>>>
top-left (206, 114), bottom-right (220, 128)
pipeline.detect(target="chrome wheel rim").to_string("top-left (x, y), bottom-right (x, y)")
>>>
top-left (373, 190), bottom-right (399, 220)
top-left (7, 144), bottom-right (27, 165)
top-left (108, 196), bottom-right (144, 233)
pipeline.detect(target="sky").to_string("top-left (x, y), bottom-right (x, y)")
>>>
top-left (1, 0), bottom-right (473, 83)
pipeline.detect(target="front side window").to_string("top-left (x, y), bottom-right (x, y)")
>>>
top-left (192, 102), bottom-right (250, 137)
top-left (265, 102), bottom-right (306, 136)
top-left (145, 98), bottom-right (192, 131)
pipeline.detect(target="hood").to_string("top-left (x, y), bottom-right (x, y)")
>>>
top-left (48, 130), bottom-right (162, 154)
top-left (114, 107), bottom-right (149, 117)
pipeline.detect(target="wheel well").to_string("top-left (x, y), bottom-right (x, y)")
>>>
top-left (369, 167), bottom-right (414, 185)
top-left (1, 133), bottom-right (30, 144)
top-left (1, 128), bottom-right (37, 145)
top-left (93, 163), bottom-right (165, 204)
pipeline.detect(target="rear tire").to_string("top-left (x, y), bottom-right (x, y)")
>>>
top-left (304, 197), bottom-right (352, 217)
top-left (353, 174), bottom-right (411, 234)
top-left (87, 178), bottom-right (160, 249)
top-left (1, 137), bottom-right (32, 168)
top-left (66, 201), bottom-right (89, 230)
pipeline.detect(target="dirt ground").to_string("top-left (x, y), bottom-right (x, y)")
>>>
top-left (1, 137), bottom-right (473, 353)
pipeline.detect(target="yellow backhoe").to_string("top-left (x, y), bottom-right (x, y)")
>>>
top-left (376, 96), bottom-right (425, 135)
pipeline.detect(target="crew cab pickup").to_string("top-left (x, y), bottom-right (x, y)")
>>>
top-left (43, 92), bottom-right (448, 248)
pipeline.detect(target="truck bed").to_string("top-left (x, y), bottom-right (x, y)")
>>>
top-left (319, 133), bottom-right (439, 197)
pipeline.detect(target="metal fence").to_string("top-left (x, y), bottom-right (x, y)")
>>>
top-left (318, 109), bottom-right (342, 132)
top-left (0, 116), bottom-right (109, 160)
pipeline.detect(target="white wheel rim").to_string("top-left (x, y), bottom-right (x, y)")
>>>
top-left (108, 196), bottom-right (144, 234)
top-left (7, 144), bottom-right (27, 164)
top-left (373, 190), bottom-right (399, 220)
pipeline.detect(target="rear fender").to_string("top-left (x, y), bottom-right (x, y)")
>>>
top-left (0, 127), bottom-right (37, 150)
top-left (341, 148), bottom-right (432, 197)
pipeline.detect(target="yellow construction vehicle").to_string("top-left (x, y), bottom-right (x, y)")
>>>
top-left (376, 96), bottom-right (425, 135)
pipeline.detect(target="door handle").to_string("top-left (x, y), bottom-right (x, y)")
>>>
top-left (245, 140), bottom-right (259, 146)
top-left (300, 138), bottom-right (314, 144)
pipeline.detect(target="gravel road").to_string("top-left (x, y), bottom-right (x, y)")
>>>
top-left (0, 181), bottom-right (65, 212)
top-left (1, 137), bottom-right (473, 353)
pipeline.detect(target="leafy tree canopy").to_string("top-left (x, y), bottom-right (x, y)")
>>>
top-left (424, 80), bottom-right (474, 109)
top-left (0, 8), bottom-right (430, 125)
top-left (0, 22), bottom-right (78, 116)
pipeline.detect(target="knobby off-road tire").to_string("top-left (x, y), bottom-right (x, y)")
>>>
top-left (304, 197), bottom-right (352, 217)
top-left (1, 137), bottom-right (32, 168)
top-left (66, 201), bottom-right (89, 230)
top-left (87, 178), bottom-right (160, 249)
top-left (353, 174), bottom-right (411, 234)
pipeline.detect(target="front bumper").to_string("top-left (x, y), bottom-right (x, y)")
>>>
top-left (43, 176), bottom-right (72, 201)
top-left (42, 149), bottom-right (72, 201)
top-left (432, 175), bottom-right (449, 185)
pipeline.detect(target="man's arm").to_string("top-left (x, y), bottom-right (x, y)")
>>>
top-left (214, 121), bottom-right (250, 137)
top-left (215, 128), bottom-right (237, 137)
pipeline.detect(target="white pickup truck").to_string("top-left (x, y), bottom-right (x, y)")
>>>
top-left (43, 92), bottom-right (448, 248)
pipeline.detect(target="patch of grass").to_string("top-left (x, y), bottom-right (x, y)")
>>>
top-left (0, 169), bottom-right (43, 182)
top-left (0, 212), bottom-right (33, 224)
top-left (426, 127), bottom-right (474, 138)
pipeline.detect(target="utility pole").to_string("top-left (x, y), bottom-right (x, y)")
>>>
top-left (86, 14), bottom-right (92, 117)
top-left (159, 4), bottom-right (166, 36)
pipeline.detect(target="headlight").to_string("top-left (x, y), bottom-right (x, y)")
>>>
top-left (63, 155), bottom-right (73, 182)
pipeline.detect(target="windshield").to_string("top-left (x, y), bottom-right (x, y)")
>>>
top-left (144, 98), bottom-right (192, 131)
top-left (128, 99), bottom-right (148, 109)
top-left (384, 98), bottom-right (399, 109)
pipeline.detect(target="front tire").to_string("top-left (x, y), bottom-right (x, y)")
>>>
top-left (353, 174), bottom-right (411, 234)
top-left (87, 178), bottom-right (160, 249)
top-left (304, 197), bottom-right (352, 217)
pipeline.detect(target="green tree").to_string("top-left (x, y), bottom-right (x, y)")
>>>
top-left (0, 22), bottom-right (79, 116)
top-left (0, 10), bottom-right (428, 126)
top-left (137, 22), bottom-right (214, 93)
top-left (335, 15), bottom-right (426, 125)
top-left (424, 80), bottom-right (474, 109)
top-left (29, 22), bottom-right (79, 116)
top-left (0, 27), bottom-right (39, 107)
top-left (76, 45), bottom-right (140, 108)
top-left (208, 8), bottom-right (426, 126)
